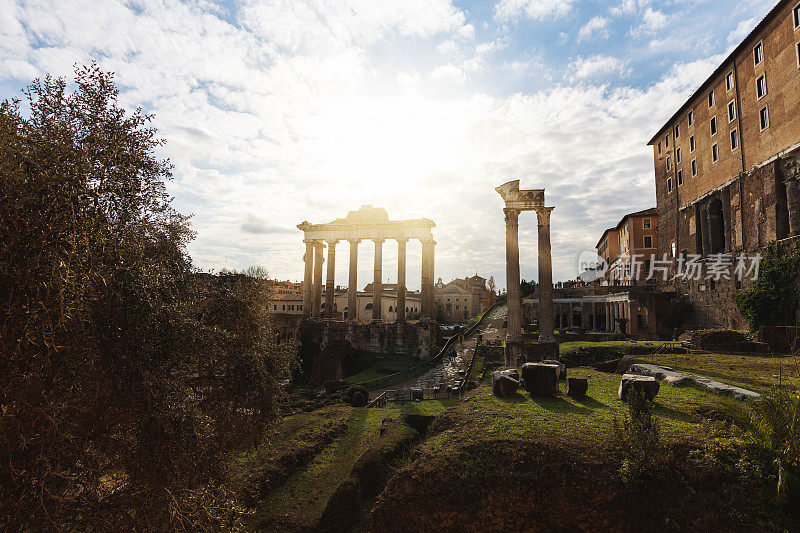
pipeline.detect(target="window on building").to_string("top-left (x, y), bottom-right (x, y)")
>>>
top-left (665, 133), bottom-right (669, 148)
top-left (677, 169), bottom-right (683, 186)
top-left (643, 218), bottom-right (651, 229)
top-left (728, 100), bottom-right (736, 122)
top-left (666, 155), bottom-right (671, 171)
top-left (760, 105), bottom-right (770, 130)
top-left (712, 143), bottom-right (719, 163)
top-left (754, 41), bottom-right (764, 65)
top-left (730, 128), bottom-right (738, 150)
top-left (676, 147), bottom-right (682, 163)
top-left (710, 116), bottom-right (717, 136)
top-left (756, 73), bottom-right (767, 99)
top-left (691, 159), bottom-right (698, 177)
top-left (671, 241), bottom-right (677, 258)
top-left (674, 124), bottom-right (680, 138)
top-left (794, 1), bottom-right (800, 27)
top-left (273, 304), bottom-right (277, 310)
top-left (299, 305), bottom-right (302, 311)
top-left (690, 135), bottom-right (695, 152)
top-left (657, 141), bottom-right (662, 154)
top-left (708, 90), bottom-right (715, 107)
top-left (688, 109), bottom-right (694, 126)
top-left (667, 177), bottom-right (672, 193)
top-left (725, 70), bottom-right (734, 91)
top-left (644, 235), bottom-right (653, 248)
top-left (797, 41), bottom-right (800, 69)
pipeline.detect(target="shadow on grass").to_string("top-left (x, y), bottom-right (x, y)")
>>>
top-left (652, 403), bottom-right (695, 423)
top-left (529, 395), bottom-right (594, 415)
top-left (495, 391), bottom-right (528, 403)
top-left (572, 395), bottom-right (609, 409)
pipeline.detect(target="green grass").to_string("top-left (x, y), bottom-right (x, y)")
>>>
top-left (632, 351), bottom-right (800, 394)
top-left (344, 354), bottom-right (423, 384)
top-left (559, 340), bottom-right (680, 356)
top-left (435, 367), bottom-right (737, 452)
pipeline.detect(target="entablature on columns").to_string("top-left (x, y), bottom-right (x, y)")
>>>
top-left (496, 179), bottom-right (546, 211)
top-left (297, 205), bottom-right (435, 243)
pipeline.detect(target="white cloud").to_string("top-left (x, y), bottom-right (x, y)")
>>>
top-left (566, 55), bottom-right (630, 81)
top-left (577, 16), bottom-right (610, 42)
top-left (727, 16), bottom-right (757, 44)
top-left (494, 0), bottom-right (575, 23)
top-left (0, 0), bottom-right (754, 289)
top-left (630, 8), bottom-right (668, 37)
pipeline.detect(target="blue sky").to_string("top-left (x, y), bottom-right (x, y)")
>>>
top-left (0, 0), bottom-right (776, 290)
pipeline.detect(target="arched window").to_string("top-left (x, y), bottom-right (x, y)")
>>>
top-left (388, 305), bottom-right (393, 312)
top-left (365, 303), bottom-right (373, 310)
top-left (670, 241), bottom-right (677, 258)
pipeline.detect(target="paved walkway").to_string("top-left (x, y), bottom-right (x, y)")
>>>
top-left (368, 305), bottom-right (508, 398)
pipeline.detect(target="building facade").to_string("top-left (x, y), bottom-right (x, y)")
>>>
top-left (649, 0), bottom-right (800, 328)
top-left (434, 274), bottom-right (493, 323)
top-left (596, 208), bottom-right (658, 285)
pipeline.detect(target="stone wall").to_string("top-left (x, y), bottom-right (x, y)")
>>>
top-left (300, 319), bottom-right (442, 384)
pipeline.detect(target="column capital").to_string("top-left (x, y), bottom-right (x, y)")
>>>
top-left (326, 239), bottom-right (339, 246)
top-left (396, 237), bottom-right (409, 244)
top-left (535, 206), bottom-right (555, 225)
top-left (503, 208), bottom-right (520, 224)
top-left (373, 237), bottom-right (385, 244)
top-left (348, 238), bottom-right (360, 245)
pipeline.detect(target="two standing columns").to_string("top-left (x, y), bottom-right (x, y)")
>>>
top-left (503, 207), bottom-right (555, 343)
top-left (301, 240), bottom-right (326, 318)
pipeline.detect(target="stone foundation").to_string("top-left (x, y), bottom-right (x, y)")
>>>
top-left (301, 319), bottom-right (442, 384)
top-left (504, 341), bottom-right (559, 368)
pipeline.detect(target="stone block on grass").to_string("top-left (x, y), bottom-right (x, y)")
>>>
top-left (618, 374), bottom-right (659, 401)
top-left (411, 388), bottom-right (423, 401)
top-left (565, 376), bottom-right (588, 397)
top-left (492, 369), bottom-right (520, 397)
top-left (542, 359), bottom-right (566, 380)
top-left (521, 363), bottom-right (560, 396)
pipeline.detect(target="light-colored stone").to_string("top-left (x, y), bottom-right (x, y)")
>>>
top-left (628, 363), bottom-right (760, 399)
top-left (618, 373), bottom-right (660, 401)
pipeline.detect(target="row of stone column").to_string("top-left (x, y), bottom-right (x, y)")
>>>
top-left (302, 238), bottom-right (435, 322)
top-left (552, 300), bottom-right (630, 332)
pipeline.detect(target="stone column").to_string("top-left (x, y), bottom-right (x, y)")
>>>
top-left (312, 241), bottom-right (325, 318)
top-left (372, 239), bottom-right (383, 322)
top-left (396, 239), bottom-right (407, 322)
top-left (302, 241), bottom-right (313, 318)
top-left (504, 208), bottom-right (522, 341)
top-left (700, 203), bottom-right (712, 256)
top-left (787, 177), bottom-right (800, 236)
top-left (592, 303), bottom-right (598, 331)
top-left (348, 239), bottom-right (359, 321)
top-left (536, 207), bottom-right (555, 343)
top-left (325, 240), bottom-right (337, 319)
top-left (421, 239), bottom-right (436, 321)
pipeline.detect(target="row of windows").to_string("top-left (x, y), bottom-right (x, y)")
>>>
top-left (273, 304), bottom-right (303, 311)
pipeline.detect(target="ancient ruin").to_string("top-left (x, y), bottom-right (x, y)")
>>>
top-left (496, 180), bottom-right (558, 364)
top-left (297, 205), bottom-right (436, 322)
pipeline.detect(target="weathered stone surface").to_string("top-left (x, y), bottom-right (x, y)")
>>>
top-left (618, 374), bottom-right (659, 401)
top-left (565, 376), bottom-right (588, 397)
top-left (411, 388), bottom-right (423, 401)
top-left (628, 363), bottom-right (760, 399)
top-left (521, 363), bottom-right (559, 396)
top-left (492, 369), bottom-right (520, 397)
top-left (542, 359), bottom-right (566, 380)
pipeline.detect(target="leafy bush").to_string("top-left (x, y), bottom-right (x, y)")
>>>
top-left (344, 385), bottom-right (369, 407)
top-left (736, 241), bottom-right (800, 331)
top-left (0, 66), bottom-right (288, 530)
top-left (742, 389), bottom-right (800, 508)
top-left (613, 390), bottom-right (670, 485)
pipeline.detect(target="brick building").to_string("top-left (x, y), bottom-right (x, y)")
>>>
top-left (596, 208), bottom-right (658, 285)
top-left (649, 0), bottom-right (800, 328)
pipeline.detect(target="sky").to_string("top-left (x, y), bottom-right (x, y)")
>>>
top-left (0, 0), bottom-right (777, 291)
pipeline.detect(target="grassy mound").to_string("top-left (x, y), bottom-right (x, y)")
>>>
top-left (370, 368), bottom-right (797, 531)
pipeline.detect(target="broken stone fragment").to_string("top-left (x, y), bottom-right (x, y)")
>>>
top-left (565, 376), bottom-right (588, 397)
top-left (521, 362), bottom-right (560, 396)
top-left (618, 374), bottom-right (659, 401)
top-left (492, 369), bottom-right (520, 397)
